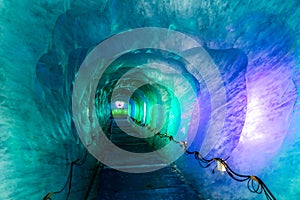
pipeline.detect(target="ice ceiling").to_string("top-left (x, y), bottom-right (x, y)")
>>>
top-left (0, 0), bottom-right (299, 199)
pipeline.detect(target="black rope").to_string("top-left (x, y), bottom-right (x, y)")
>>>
top-left (43, 149), bottom-right (88, 200)
top-left (133, 120), bottom-right (276, 200)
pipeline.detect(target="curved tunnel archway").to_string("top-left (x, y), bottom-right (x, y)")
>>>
top-left (0, 1), bottom-right (299, 199)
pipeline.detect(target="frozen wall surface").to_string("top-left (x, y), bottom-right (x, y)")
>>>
top-left (0, 0), bottom-right (299, 200)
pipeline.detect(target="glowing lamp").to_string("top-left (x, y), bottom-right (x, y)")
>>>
top-left (115, 101), bottom-right (125, 109)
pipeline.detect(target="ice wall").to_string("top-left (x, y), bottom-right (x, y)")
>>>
top-left (0, 1), bottom-right (108, 199)
top-left (0, 0), bottom-right (299, 199)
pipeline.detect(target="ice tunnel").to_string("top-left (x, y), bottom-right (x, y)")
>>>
top-left (0, 0), bottom-right (300, 199)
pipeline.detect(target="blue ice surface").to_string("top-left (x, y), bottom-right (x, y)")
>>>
top-left (1, 0), bottom-right (300, 199)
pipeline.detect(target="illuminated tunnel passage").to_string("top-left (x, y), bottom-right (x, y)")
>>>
top-left (89, 48), bottom-right (208, 199)
top-left (37, 5), bottom-right (252, 196)
top-left (39, 25), bottom-right (251, 198)
top-left (94, 49), bottom-right (201, 151)
top-left (86, 45), bottom-right (250, 199)
top-left (35, 6), bottom-right (250, 169)
top-left (2, 1), bottom-right (299, 200)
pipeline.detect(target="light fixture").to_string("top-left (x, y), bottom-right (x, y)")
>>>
top-left (115, 100), bottom-right (125, 109)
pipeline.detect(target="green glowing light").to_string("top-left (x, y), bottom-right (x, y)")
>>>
top-left (112, 108), bottom-right (128, 117)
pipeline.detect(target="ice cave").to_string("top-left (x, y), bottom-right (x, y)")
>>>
top-left (0, 0), bottom-right (300, 199)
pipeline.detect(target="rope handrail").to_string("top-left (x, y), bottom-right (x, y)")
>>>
top-left (131, 119), bottom-right (276, 200)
